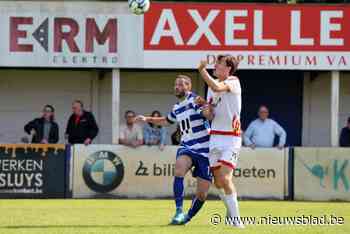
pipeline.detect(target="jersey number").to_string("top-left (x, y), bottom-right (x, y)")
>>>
top-left (179, 118), bottom-right (191, 135)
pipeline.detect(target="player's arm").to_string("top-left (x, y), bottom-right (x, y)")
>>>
top-left (201, 104), bottom-right (214, 121)
top-left (198, 60), bottom-right (231, 92)
top-left (135, 115), bottom-right (172, 126)
top-left (147, 116), bottom-right (171, 126)
top-left (194, 96), bottom-right (214, 121)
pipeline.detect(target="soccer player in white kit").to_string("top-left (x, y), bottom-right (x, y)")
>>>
top-left (198, 54), bottom-right (244, 228)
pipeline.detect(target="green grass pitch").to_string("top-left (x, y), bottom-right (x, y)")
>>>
top-left (0, 199), bottom-right (349, 234)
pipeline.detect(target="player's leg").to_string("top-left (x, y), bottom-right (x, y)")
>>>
top-left (212, 167), bottom-right (230, 213)
top-left (181, 156), bottom-right (211, 224)
top-left (209, 148), bottom-right (231, 216)
top-left (215, 149), bottom-right (244, 228)
top-left (174, 155), bottom-right (192, 212)
top-left (184, 177), bottom-right (210, 223)
top-left (217, 165), bottom-right (240, 220)
top-left (171, 154), bottom-right (192, 224)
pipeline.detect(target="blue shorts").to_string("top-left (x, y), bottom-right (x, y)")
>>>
top-left (176, 147), bottom-right (212, 182)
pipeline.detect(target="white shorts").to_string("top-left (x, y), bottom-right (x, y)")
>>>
top-left (209, 146), bottom-right (240, 170)
top-left (209, 135), bottom-right (241, 170)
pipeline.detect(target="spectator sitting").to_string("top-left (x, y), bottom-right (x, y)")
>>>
top-left (143, 111), bottom-right (167, 151)
top-left (339, 117), bottom-right (350, 147)
top-left (244, 105), bottom-right (287, 149)
top-left (65, 100), bottom-right (99, 145)
top-left (171, 125), bottom-right (181, 145)
top-left (119, 110), bottom-right (143, 148)
top-left (24, 105), bottom-right (59, 144)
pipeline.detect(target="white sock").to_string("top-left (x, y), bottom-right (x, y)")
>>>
top-left (224, 193), bottom-right (243, 226)
top-left (217, 188), bottom-right (229, 214)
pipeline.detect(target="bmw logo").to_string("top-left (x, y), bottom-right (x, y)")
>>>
top-left (83, 151), bottom-right (124, 193)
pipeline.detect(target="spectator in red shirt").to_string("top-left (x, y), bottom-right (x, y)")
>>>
top-left (65, 100), bottom-right (99, 145)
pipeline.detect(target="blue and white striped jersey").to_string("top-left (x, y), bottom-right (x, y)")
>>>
top-left (166, 92), bottom-right (210, 158)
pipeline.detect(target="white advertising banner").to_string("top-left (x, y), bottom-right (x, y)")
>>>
top-left (0, 2), bottom-right (142, 68)
top-left (72, 145), bottom-right (287, 199)
top-left (294, 148), bottom-right (350, 201)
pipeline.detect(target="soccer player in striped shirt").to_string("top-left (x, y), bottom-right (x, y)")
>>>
top-left (136, 75), bottom-right (213, 225)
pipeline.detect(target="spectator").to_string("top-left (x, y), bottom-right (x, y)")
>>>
top-left (171, 125), bottom-right (181, 145)
top-left (244, 105), bottom-right (287, 149)
top-left (339, 117), bottom-right (350, 147)
top-left (24, 105), bottom-right (59, 144)
top-left (119, 110), bottom-right (143, 148)
top-left (143, 111), bottom-right (167, 150)
top-left (65, 100), bottom-right (99, 145)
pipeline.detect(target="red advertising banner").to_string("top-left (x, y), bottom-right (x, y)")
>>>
top-left (144, 3), bottom-right (350, 70)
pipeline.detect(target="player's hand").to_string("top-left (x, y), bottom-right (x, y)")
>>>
top-left (202, 105), bottom-right (214, 121)
top-left (135, 115), bottom-right (147, 123)
top-left (195, 96), bottom-right (207, 106)
top-left (41, 139), bottom-right (48, 144)
top-left (198, 59), bottom-right (208, 71)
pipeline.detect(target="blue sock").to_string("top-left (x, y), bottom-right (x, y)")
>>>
top-left (173, 176), bottom-right (184, 212)
top-left (187, 197), bottom-right (205, 219)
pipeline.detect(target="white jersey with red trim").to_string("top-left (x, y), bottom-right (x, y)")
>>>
top-left (207, 76), bottom-right (242, 148)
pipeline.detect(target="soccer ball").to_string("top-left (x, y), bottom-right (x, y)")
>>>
top-left (128, 0), bottom-right (150, 15)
